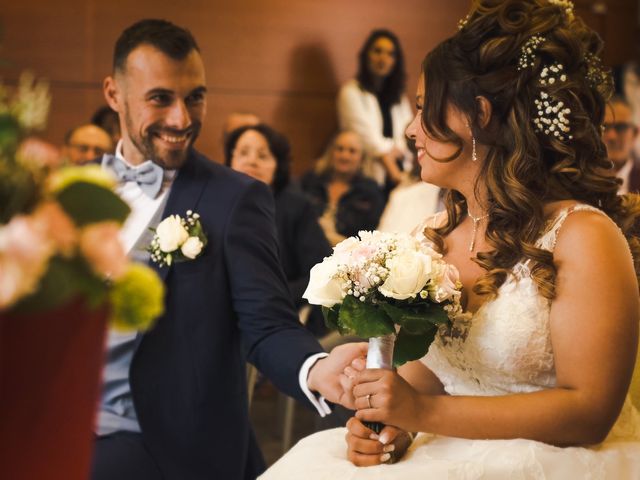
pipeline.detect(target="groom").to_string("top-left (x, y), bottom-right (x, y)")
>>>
top-left (91, 19), bottom-right (363, 480)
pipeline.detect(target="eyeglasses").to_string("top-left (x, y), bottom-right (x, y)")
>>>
top-left (69, 144), bottom-right (108, 157)
top-left (602, 122), bottom-right (636, 134)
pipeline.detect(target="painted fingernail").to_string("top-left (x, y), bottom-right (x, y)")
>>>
top-left (379, 432), bottom-right (390, 444)
top-left (380, 453), bottom-right (391, 462)
top-left (369, 433), bottom-right (379, 440)
top-left (383, 444), bottom-right (395, 453)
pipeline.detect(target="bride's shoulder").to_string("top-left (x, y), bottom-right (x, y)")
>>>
top-left (546, 202), bottom-right (629, 265)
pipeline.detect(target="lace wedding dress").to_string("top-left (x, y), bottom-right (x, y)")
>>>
top-left (261, 205), bottom-right (640, 480)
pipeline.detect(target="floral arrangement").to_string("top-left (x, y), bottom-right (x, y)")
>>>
top-left (0, 73), bottom-right (164, 331)
top-left (148, 210), bottom-right (207, 267)
top-left (304, 230), bottom-right (463, 366)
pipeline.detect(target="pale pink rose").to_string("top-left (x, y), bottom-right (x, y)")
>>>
top-left (79, 222), bottom-right (127, 280)
top-left (17, 137), bottom-right (62, 169)
top-left (431, 263), bottom-right (461, 303)
top-left (0, 215), bottom-right (53, 309)
top-left (32, 201), bottom-right (77, 256)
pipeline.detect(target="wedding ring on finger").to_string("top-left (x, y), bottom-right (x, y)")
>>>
top-left (365, 393), bottom-right (372, 409)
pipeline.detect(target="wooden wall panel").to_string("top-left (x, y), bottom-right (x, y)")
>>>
top-left (1, 0), bottom-right (637, 175)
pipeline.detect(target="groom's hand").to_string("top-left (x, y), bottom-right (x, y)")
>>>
top-left (307, 342), bottom-right (368, 408)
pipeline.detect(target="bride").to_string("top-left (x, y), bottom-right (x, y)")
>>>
top-left (261, 0), bottom-right (640, 478)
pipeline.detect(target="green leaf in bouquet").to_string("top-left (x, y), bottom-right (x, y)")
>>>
top-left (380, 302), bottom-right (450, 334)
top-left (56, 181), bottom-right (130, 226)
top-left (392, 325), bottom-right (438, 367)
top-left (338, 295), bottom-right (394, 338)
top-left (322, 305), bottom-right (341, 332)
top-left (11, 256), bottom-right (103, 313)
top-left (0, 113), bottom-right (20, 153)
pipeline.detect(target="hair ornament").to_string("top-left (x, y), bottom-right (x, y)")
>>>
top-left (457, 13), bottom-right (471, 30)
top-left (539, 62), bottom-right (567, 86)
top-left (548, 0), bottom-right (575, 21)
top-left (517, 35), bottom-right (545, 71)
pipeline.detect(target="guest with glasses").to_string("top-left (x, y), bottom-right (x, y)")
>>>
top-left (62, 123), bottom-right (113, 165)
top-left (603, 96), bottom-right (639, 193)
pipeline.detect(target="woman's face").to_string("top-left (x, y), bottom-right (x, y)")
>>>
top-left (230, 130), bottom-right (277, 186)
top-left (367, 36), bottom-right (396, 79)
top-left (405, 73), bottom-right (474, 188)
top-left (331, 132), bottom-right (363, 177)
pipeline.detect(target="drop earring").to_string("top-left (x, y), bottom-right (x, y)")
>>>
top-left (467, 122), bottom-right (478, 162)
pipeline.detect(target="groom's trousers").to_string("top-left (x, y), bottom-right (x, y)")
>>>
top-left (91, 431), bottom-right (163, 480)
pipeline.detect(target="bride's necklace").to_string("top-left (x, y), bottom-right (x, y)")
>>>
top-left (468, 211), bottom-right (489, 252)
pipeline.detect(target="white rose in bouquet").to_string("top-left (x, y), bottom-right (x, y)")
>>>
top-left (303, 257), bottom-right (344, 308)
top-left (180, 236), bottom-right (204, 259)
top-left (379, 250), bottom-right (433, 300)
top-left (156, 215), bottom-right (189, 252)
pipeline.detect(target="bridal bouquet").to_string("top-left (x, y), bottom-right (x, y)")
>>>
top-left (0, 73), bottom-right (164, 330)
top-left (304, 230), bottom-right (463, 367)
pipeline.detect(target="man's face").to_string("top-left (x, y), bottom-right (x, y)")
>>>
top-left (603, 101), bottom-right (638, 171)
top-left (104, 44), bottom-right (207, 169)
top-left (64, 125), bottom-right (113, 164)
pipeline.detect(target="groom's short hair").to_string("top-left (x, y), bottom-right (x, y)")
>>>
top-left (113, 19), bottom-right (200, 73)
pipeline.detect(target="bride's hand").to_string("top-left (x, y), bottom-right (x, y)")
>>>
top-left (345, 417), bottom-right (412, 466)
top-left (352, 368), bottom-right (424, 432)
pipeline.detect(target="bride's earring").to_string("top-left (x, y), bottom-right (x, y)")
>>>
top-left (472, 135), bottom-right (477, 162)
top-left (467, 122), bottom-right (478, 162)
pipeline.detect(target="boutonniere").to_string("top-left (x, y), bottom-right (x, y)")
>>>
top-left (149, 210), bottom-right (207, 267)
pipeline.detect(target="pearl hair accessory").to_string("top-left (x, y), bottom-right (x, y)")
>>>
top-left (533, 92), bottom-right (572, 141)
top-left (458, 13), bottom-right (471, 30)
top-left (517, 35), bottom-right (545, 71)
top-left (548, 0), bottom-right (575, 21)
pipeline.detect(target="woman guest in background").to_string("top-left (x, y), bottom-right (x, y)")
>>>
top-left (300, 130), bottom-right (385, 246)
top-left (226, 124), bottom-right (331, 335)
top-left (338, 29), bottom-right (413, 197)
top-left (377, 145), bottom-right (441, 233)
top-left (262, 1), bottom-right (640, 478)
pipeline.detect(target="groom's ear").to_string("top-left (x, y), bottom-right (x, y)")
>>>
top-left (103, 76), bottom-right (121, 113)
top-left (475, 96), bottom-right (493, 129)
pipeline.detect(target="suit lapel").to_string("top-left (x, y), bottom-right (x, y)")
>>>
top-left (147, 151), bottom-right (209, 282)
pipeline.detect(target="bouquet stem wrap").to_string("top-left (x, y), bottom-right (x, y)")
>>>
top-left (364, 333), bottom-right (395, 434)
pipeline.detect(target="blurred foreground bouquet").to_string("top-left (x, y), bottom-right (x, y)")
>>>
top-left (304, 230), bottom-right (463, 367)
top-left (0, 73), bottom-right (163, 330)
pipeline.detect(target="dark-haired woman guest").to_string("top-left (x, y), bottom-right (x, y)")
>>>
top-left (338, 29), bottom-right (413, 195)
top-left (225, 124), bottom-right (331, 335)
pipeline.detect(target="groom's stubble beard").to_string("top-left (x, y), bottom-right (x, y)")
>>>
top-left (123, 100), bottom-right (202, 171)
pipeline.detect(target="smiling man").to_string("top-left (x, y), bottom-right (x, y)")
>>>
top-left (92, 19), bottom-right (366, 480)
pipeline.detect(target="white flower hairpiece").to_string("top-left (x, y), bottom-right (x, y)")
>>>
top-left (548, 0), bottom-right (575, 21)
top-left (533, 91), bottom-right (572, 141)
top-left (540, 62), bottom-right (567, 86)
top-left (457, 13), bottom-right (471, 30)
top-left (517, 35), bottom-right (545, 71)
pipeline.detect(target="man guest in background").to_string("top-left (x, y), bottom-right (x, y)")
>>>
top-left (62, 123), bottom-right (113, 165)
top-left (603, 96), bottom-right (639, 193)
top-left (92, 19), bottom-right (364, 480)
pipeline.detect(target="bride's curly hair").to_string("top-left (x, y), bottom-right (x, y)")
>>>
top-left (422, 0), bottom-right (640, 299)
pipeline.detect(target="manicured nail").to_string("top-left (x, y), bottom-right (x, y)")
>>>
top-left (383, 444), bottom-right (395, 453)
top-left (379, 432), bottom-right (390, 444)
top-left (369, 433), bottom-right (379, 440)
top-left (380, 453), bottom-right (391, 462)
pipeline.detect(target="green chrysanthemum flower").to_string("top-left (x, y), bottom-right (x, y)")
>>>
top-left (109, 264), bottom-right (165, 331)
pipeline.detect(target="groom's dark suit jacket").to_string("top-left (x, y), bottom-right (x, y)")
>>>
top-left (129, 151), bottom-right (324, 479)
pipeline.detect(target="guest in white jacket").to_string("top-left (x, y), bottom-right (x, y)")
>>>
top-left (337, 29), bottom-right (413, 196)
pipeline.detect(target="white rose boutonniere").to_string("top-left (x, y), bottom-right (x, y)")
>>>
top-left (148, 210), bottom-right (207, 266)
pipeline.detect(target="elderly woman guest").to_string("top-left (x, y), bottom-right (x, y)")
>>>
top-left (338, 29), bottom-right (413, 195)
top-left (300, 130), bottom-right (385, 246)
top-left (225, 124), bottom-right (331, 334)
